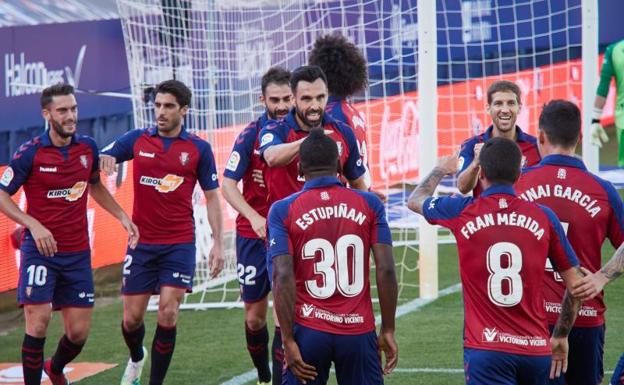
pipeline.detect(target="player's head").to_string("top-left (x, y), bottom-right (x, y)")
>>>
top-left (298, 128), bottom-right (340, 179)
top-left (486, 80), bottom-right (522, 134)
top-left (309, 33), bottom-right (368, 98)
top-left (40, 83), bottom-right (78, 139)
top-left (537, 99), bottom-right (581, 153)
top-left (260, 66), bottom-right (292, 120)
top-left (479, 137), bottom-right (522, 185)
top-left (290, 65), bottom-right (328, 129)
top-left (154, 79), bottom-right (191, 133)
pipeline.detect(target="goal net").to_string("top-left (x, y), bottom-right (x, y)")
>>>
top-left (115, 0), bottom-right (588, 310)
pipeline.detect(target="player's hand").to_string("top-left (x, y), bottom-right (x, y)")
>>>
top-left (120, 215), bottom-right (139, 249)
top-left (28, 220), bottom-right (57, 257)
top-left (473, 143), bottom-right (484, 162)
top-left (549, 336), bottom-right (569, 379)
top-left (99, 155), bottom-right (118, 176)
top-left (283, 339), bottom-right (317, 384)
top-left (571, 266), bottom-right (608, 300)
top-left (208, 243), bottom-right (225, 278)
top-left (437, 153), bottom-right (459, 175)
top-left (590, 122), bottom-right (609, 148)
top-left (378, 329), bottom-right (398, 375)
top-left (251, 168), bottom-right (266, 188)
top-left (249, 213), bottom-right (266, 239)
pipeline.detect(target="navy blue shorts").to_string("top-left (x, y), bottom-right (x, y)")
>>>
top-left (611, 352), bottom-right (624, 385)
top-left (236, 234), bottom-right (270, 302)
top-left (121, 242), bottom-right (195, 294)
top-left (17, 241), bottom-right (94, 309)
top-left (282, 324), bottom-right (383, 385)
top-left (548, 324), bottom-right (604, 385)
top-left (464, 348), bottom-right (551, 385)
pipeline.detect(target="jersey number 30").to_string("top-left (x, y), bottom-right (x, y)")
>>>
top-left (303, 234), bottom-right (365, 299)
top-left (487, 242), bottom-right (523, 307)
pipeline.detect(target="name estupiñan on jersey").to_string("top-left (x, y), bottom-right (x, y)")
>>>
top-left (295, 203), bottom-right (367, 230)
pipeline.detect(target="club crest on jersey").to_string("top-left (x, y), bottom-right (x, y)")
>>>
top-left (482, 327), bottom-right (498, 342)
top-left (0, 167), bottom-right (14, 186)
top-left (498, 198), bottom-right (508, 209)
top-left (140, 174), bottom-right (184, 193)
top-left (47, 181), bottom-right (88, 202)
top-left (80, 155), bottom-right (88, 169)
top-left (179, 152), bottom-right (190, 166)
top-left (302, 304), bottom-right (314, 317)
top-left (521, 155), bottom-right (527, 168)
top-left (557, 168), bottom-right (567, 180)
top-left (320, 191), bottom-right (330, 201)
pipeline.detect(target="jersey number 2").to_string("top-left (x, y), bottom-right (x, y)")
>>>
top-left (303, 234), bottom-right (365, 299)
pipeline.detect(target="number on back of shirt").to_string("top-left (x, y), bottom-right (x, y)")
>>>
top-left (302, 234), bottom-right (365, 299)
top-left (487, 242), bottom-right (523, 307)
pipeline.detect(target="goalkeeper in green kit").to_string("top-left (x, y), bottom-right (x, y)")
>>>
top-left (591, 39), bottom-right (624, 167)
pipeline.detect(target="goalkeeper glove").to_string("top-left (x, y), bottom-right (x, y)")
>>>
top-left (590, 121), bottom-right (609, 147)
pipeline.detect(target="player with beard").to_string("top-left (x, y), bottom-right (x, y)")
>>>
top-left (222, 67), bottom-right (292, 385)
top-left (100, 80), bottom-right (224, 385)
top-left (457, 80), bottom-right (540, 197)
top-left (309, 33), bottom-right (372, 188)
top-left (259, 65), bottom-right (367, 206)
top-left (0, 83), bottom-right (138, 385)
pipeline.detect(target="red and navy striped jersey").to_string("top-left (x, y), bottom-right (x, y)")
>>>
top-left (326, 95), bottom-right (371, 188)
top-left (258, 109), bottom-right (365, 205)
top-left (268, 176), bottom-right (391, 335)
top-left (423, 184), bottom-right (578, 356)
top-left (223, 113), bottom-right (269, 238)
top-left (458, 126), bottom-right (540, 197)
top-left (0, 131), bottom-right (99, 252)
top-left (101, 127), bottom-right (218, 244)
top-left (516, 154), bottom-right (624, 327)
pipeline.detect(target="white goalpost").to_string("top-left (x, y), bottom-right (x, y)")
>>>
top-left (115, 0), bottom-right (594, 310)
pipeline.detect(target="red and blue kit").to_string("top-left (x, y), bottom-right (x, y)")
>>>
top-left (516, 155), bottom-right (624, 328)
top-left (258, 109), bottom-right (365, 205)
top-left (102, 127), bottom-right (218, 244)
top-left (267, 176), bottom-right (391, 335)
top-left (423, 185), bottom-right (578, 357)
top-left (326, 95), bottom-right (371, 187)
top-left (224, 113), bottom-right (270, 302)
top-left (458, 126), bottom-right (540, 197)
top-left (0, 131), bottom-right (100, 308)
top-left (102, 127), bottom-right (218, 293)
top-left (268, 176), bottom-right (391, 385)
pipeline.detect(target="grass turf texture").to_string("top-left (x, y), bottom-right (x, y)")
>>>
top-left (0, 126), bottom-right (623, 384)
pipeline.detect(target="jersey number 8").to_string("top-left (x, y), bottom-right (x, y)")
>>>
top-left (487, 242), bottom-right (523, 307)
top-left (303, 234), bottom-right (365, 299)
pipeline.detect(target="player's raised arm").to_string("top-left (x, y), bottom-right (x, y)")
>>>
top-left (407, 154), bottom-right (458, 215)
top-left (456, 142), bottom-right (483, 194)
top-left (260, 133), bottom-right (305, 167)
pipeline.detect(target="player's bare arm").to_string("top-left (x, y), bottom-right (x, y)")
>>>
top-left (262, 138), bottom-right (306, 167)
top-left (0, 190), bottom-right (57, 256)
top-left (221, 177), bottom-right (266, 238)
top-left (99, 154), bottom-right (118, 176)
top-left (407, 154), bottom-right (459, 215)
top-left (573, 243), bottom-right (624, 299)
top-left (273, 253), bottom-right (317, 384)
top-left (550, 266), bottom-right (584, 379)
top-left (88, 180), bottom-right (139, 248)
top-left (347, 175), bottom-right (368, 192)
top-left (372, 243), bottom-right (398, 374)
top-left (456, 142), bottom-right (483, 194)
top-left (204, 188), bottom-right (225, 277)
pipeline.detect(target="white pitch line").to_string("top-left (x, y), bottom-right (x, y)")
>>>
top-left (219, 283), bottom-right (463, 385)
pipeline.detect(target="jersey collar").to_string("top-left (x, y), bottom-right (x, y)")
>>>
top-left (484, 125), bottom-right (531, 142)
top-left (40, 129), bottom-right (77, 147)
top-left (303, 176), bottom-right (343, 190)
top-left (539, 154), bottom-right (586, 170)
top-left (480, 184), bottom-right (516, 198)
top-left (148, 126), bottom-right (189, 140)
